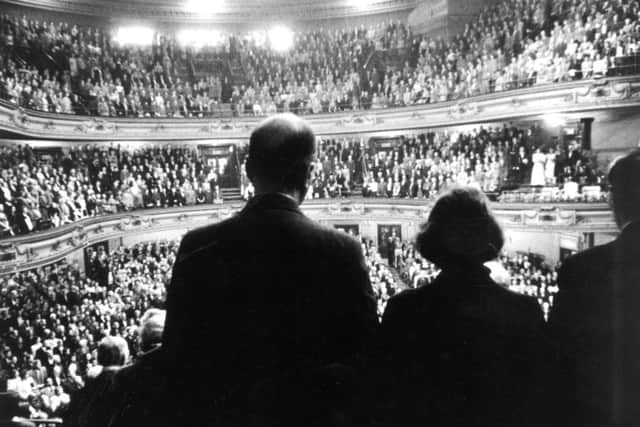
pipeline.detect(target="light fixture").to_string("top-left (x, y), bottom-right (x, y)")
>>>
top-left (268, 26), bottom-right (294, 53)
top-left (112, 27), bottom-right (154, 46)
top-left (543, 113), bottom-right (566, 127)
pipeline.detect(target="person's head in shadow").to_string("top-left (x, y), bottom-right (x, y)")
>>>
top-left (416, 186), bottom-right (503, 270)
top-left (97, 336), bottom-right (130, 369)
top-left (608, 148), bottom-right (640, 229)
top-left (138, 308), bottom-right (166, 354)
top-left (246, 113), bottom-right (316, 204)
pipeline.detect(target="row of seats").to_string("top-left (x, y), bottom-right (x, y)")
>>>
top-left (1, 0), bottom-right (639, 118)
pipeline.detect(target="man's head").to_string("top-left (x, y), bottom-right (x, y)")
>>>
top-left (139, 308), bottom-right (166, 353)
top-left (609, 149), bottom-right (640, 228)
top-left (97, 336), bottom-right (129, 368)
top-left (246, 114), bottom-right (316, 201)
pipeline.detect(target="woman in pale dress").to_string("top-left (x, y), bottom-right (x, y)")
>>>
top-left (530, 147), bottom-right (546, 186)
top-left (545, 147), bottom-right (557, 185)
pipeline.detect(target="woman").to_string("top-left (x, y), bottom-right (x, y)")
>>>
top-left (545, 147), bottom-right (558, 185)
top-left (377, 187), bottom-right (546, 426)
top-left (531, 147), bottom-right (546, 186)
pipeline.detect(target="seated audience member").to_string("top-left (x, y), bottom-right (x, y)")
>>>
top-left (137, 309), bottom-right (165, 354)
top-left (549, 149), bottom-right (640, 426)
top-left (64, 336), bottom-right (129, 427)
top-left (161, 114), bottom-right (378, 427)
top-left (0, 379), bottom-right (34, 427)
top-left (376, 186), bottom-right (546, 426)
top-left (104, 309), bottom-right (168, 427)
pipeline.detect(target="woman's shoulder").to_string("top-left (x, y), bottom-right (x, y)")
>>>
top-left (387, 282), bottom-right (439, 313)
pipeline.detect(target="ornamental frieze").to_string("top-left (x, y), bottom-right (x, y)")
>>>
top-left (0, 201), bottom-right (617, 274)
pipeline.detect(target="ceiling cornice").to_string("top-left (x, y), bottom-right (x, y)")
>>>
top-left (2, 0), bottom-right (418, 23)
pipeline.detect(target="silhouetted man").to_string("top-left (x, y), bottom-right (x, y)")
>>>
top-left (549, 149), bottom-right (640, 426)
top-left (162, 114), bottom-right (378, 426)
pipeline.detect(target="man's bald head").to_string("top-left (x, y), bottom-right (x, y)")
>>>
top-left (247, 114), bottom-right (316, 196)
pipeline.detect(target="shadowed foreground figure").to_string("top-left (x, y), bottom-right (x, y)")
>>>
top-left (376, 187), bottom-right (546, 427)
top-left (549, 149), bottom-right (640, 427)
top-left (64, 336), bottom-right (129, 427)
top-left (159, 113), bottom-right (378, 426)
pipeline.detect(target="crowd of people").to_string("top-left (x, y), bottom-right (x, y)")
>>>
top-left (0, 229), bottom-right (563, 421)
top-left (360, 235), bottom-right (407, 318)
top-left (0, 125), bottom-right (604, 238)
top-left (307, 126), bottom-right (603, 202)
top-left (0, 144), bottom-right (225, 237)
top-left (1, 0), bottom-right (640, 118)
top-left (386, 237), bottom-right (560, 320)
top-left (0, 233), bottom-right (405, 418)
top-left (0, 240), bottom-right (175, 420)
top-left (2, 113), bottom-right (637, 427)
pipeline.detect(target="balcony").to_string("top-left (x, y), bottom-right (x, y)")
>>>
top-left (2, 76), bottom-right (640, 141)
top-left (0, 198), bottom-right (614, 274)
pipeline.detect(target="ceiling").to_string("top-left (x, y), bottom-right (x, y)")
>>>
top-left (3, 0), bottom-right (418, 23)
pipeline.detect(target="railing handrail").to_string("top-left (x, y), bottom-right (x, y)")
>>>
top-left (2, 69), bottom-right (640, 124)
top-left (0, 198), bottom-right (611, 246)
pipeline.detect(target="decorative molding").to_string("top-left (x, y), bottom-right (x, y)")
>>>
top-left (522, 208), bottom-right (576, 226)
top-left (336, 113), bottom-right (382, 127)
top-left (447, 101), bottom-right (480, 118)
top-left (0, 200), bottom-right (616, 275)
top-left (74, 118), bottom-right (117, 133)
top-left (567, 79), bottom-right (640, 104)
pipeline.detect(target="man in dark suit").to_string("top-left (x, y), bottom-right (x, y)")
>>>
top-left (549, 149), bottom-right (640, 427)
top-left (162, 113), bottom-right (378, 426)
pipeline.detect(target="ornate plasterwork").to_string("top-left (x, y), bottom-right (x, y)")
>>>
top-left (74, 118), bottom-right (118, 133)
top-left (447, 101), bottom-right (480, 119)
top-left (564, 79), bottom-right (640, 104)
top-left (521, 208), bottom-right (577, 226)
top-left (335, 114), bottom-right (382, 127)
top-left (0, 201), bottom-right (616, 275)
top-left (200, 120), bottom-right (250, 133)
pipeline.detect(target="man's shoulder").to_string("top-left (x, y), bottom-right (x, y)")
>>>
top-left (561, 242), bottom-right (615, 275)
top-left (177, 216), bottom-right (239, 260)
top-left (386, 286), bottom-right (429, 316)
top-left (178, 209), bottom-right (361, 261)
top-left (494, 284), bottom-right (544, 319)
top-left (308, 222), bottom-right (362, 252)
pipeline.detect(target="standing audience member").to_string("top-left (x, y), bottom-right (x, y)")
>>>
top-left (104, 309), bottom-right (167, 427)
top-left (64, 336), bottom-right (129, 427)
top-left (162, 114), bottom-right (378, 427)
top-left (376, 186), bottom-right (546, 426)
top-left (549, 149), bottom-right (640, 426)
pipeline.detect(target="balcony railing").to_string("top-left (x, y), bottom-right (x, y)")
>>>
top-left (2, 75), bottom-right (640, 140)
top-left (0, 199), bottom-right (615, 275)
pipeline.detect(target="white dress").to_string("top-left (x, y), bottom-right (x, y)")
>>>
top-left (545, 152), bottom-right (557, 184)
top-left (531, 151), bottom-right (546, 186)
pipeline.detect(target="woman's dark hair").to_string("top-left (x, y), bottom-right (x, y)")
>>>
top-left (416, 186), bottom-right (503, 268)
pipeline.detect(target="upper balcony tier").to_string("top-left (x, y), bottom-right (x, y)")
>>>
top-left (2, 0), bottom-right (418, 23)
top-left (3, 76), bottom-right (640, 141)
